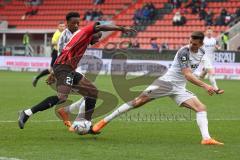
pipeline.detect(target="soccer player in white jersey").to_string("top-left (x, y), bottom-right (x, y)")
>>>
top-left (200, 28), bottom-right (223, 93)
top-left (92, 31), bottom-right (224, 145)
top-left (32, 21), bottom-right (65, 87)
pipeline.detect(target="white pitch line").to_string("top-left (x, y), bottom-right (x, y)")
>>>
top-left (0, 157), bottom-right (22, 160)
top-left (116, 118), bottom-right (240, 123)
top-left (0, 120), bottom-right (60, 123)
top-left (0, 119), bottom-right (240, 123)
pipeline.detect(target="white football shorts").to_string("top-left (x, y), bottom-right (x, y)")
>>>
top-left (142, 79), bottom-right (196, 106)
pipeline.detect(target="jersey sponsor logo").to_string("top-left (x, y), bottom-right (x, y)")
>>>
top-left (191, 64), bottom-right (199, 69)
top-left (181, 56), bottom-right (188, 63)
top-left (205, 44), bottom-right (215, 48)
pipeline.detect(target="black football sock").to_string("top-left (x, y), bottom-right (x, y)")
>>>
top-left (30, 96), bottom-right (60, 114)
top-left (85, 97), bottom-right (97, 121)
top-left (35, 69), bottom-right (50, 80)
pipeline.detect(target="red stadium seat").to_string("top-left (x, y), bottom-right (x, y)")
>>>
top-left (1, 0), bottom-right (233, 49)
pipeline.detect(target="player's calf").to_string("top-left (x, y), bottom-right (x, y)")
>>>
top-left (57, 107), bottom-right (72, 128)
top-left (18, 95), bottom-right (60, 129)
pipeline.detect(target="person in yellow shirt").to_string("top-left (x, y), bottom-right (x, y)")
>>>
top-left (32, 21), bottom-right (65, 87)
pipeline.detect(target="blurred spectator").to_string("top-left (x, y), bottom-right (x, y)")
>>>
top-left (91, 8), bottom-right (103, 21)
top-left (96, 8), bottom-right (104, 20)
top-left (142, 5), bottom-right (151, 20)
top-left (25, 0), bottom-right (42, 6)
top-left (200, 0), bottom-right (207, 9)
top-left (220, 8), bottom-right (228, 17)
top-left (83, 9), bottom-right (104, 21)
top-left (224, 14), bottom-right (233, 25)
top-left (21, 5), bottom-right (38, 20)
top-left (83, 10), bottom-right (92, 21)
top-left (192, 3), bottom-right (200, 14)
top-left (133, 9), bottom-right (143, 25)
top-left (132, 39), bottom-right (140, 48)
top-left (148, 2), bottom-right (156, 19)
top-left (22, 32), bottom-right (34, 56)
top-left (93, 0), bottom-right (104, 5)
top-left (172, 12), bottom-right (186, 26)
top-left (150, 38), bottom-right (159, 50)
top-left (91, 9), bottom-right (98, 20)
top-left (171, 0), bottom-right (182, 9)
top-left (159, 42), bottom-right (169, 52)
top-left (199, 7), bottom-right (207, 20)
top-left (22, 0), bottom-right (39, 20)
top-left (215, 8), bottom-right (229, 26)
top-left (133, 3), bottom-right (156, 25)
top-left (221, 32), bottom-right (229, 50)
top-left (161, 42), bottom-right (169, 50)
top-left (185, 0), bottom-right (200, 14)
top-left (228, 8), bottom-right (240, 25)
top-left (204, 10), bottom-right (213, 26)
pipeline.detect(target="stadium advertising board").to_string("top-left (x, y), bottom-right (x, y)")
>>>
top-left (103, 49), bottom-right (240, 62)
top-left (0, 49), bottom-right (102, 70)
top-left (84, 49), bottom-right (103, 59)
top-left (1, 53), bottom-right (240, 79)
top-left (0, 56), bottom-right (50, 69)
top-left (214, 51), bottom-right (239, 63)
top-left (76, 58), bottom-right (240, 79)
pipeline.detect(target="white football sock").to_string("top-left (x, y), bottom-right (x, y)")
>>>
top-left (196, 111), bottom-right (211, 140)
top-left (24, 109), bottom-right (33, 116)
top-left (74, 100), bottom-right (86, 120)
top-left (104, 102), bottom-right (134, 123)
top-left (66, 98), bottom-right (85, 113)
top-left (209, 75), bottom-right (218, 89)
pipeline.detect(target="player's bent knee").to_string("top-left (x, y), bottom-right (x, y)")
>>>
top-left (86, 84), bottom-right (98, 98)
top-left (88, 88), bottom-right (98, 99)
top-left (196, 104), bottom-right (206, 112)
top-left (57, 94), bottom-right (68, 103)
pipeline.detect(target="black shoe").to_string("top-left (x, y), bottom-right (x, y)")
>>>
top-left (18, 110), bottom-right (30, 129)
top-left (88, 126), bottom-right (101, 135)
top-left (32, 77), bottom-right (38, 87)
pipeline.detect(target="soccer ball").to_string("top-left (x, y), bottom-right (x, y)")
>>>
top-left (72, 119), bottom-right (92, 135)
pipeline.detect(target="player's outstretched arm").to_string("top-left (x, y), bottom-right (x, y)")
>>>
top-left (95, 25), bottom-right (137, 34)
top-left (182, 68), bottom-right (216, 96)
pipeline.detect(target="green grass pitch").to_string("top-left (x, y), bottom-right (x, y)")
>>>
top-left (0, 71), bottom-right (240, 160)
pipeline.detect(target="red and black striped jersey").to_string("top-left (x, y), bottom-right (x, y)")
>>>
top-left (54, 22), bottom-right (97, 69)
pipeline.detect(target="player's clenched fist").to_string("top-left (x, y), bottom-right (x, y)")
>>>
top-left (46, 73), bottom-right (56, 85)
top-left (203, 84), bottom-right (215, 96)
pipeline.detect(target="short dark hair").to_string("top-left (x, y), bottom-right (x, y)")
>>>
top-left (191, 31), bottom-right (204, 41)
top-left (66, 12), bottom-right (80, 21)
top-left (58, 21), bottom-right (64, 25)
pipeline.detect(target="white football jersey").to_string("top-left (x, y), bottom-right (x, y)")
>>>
top-left (203, 37), bottom-right (216, 56)
top-left (160, 45), bottom-right (205, 86)
top-left (58, 28), bottom-right (73, 55)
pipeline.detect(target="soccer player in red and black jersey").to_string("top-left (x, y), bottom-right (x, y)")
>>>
top-left (18, 22), bottom-right (136, 129)
top-left (32, 12), bottom-right (80, 87)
